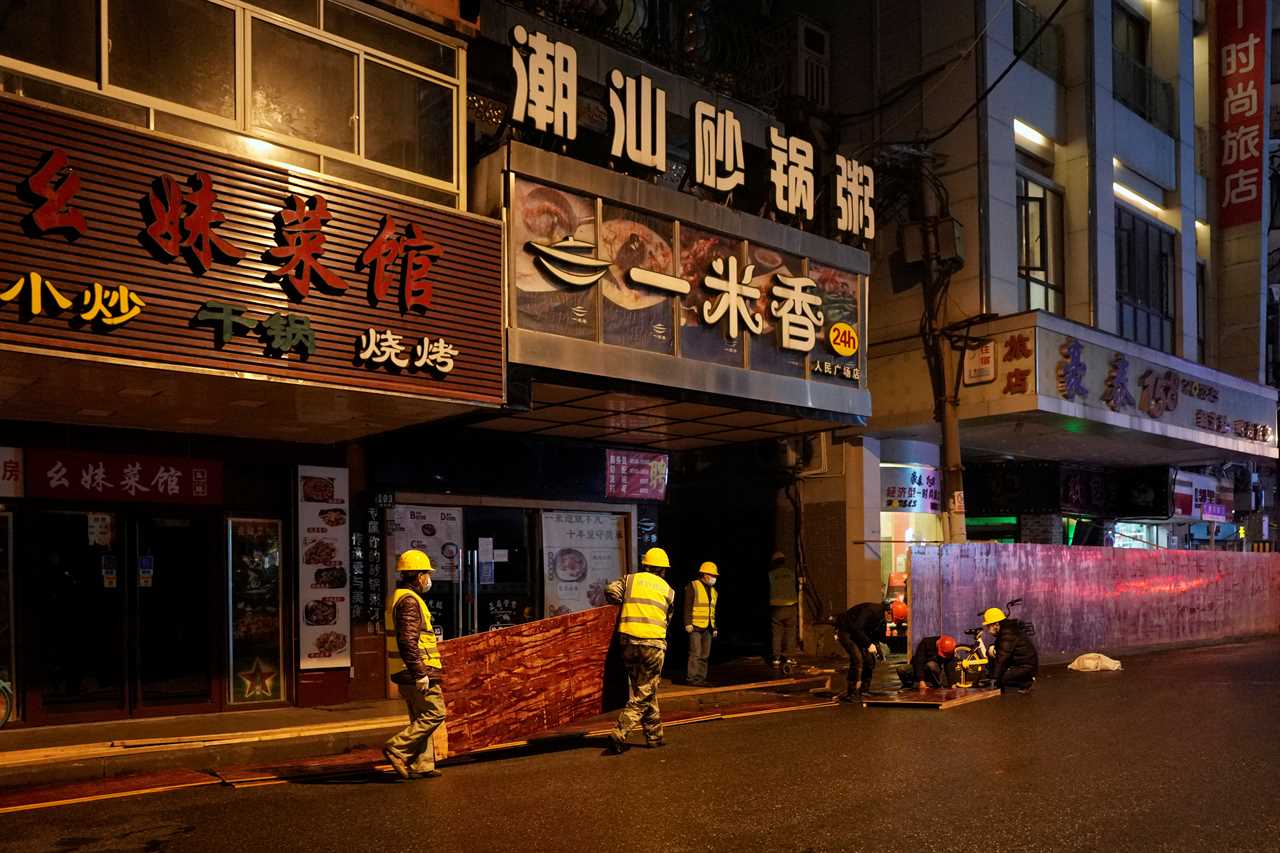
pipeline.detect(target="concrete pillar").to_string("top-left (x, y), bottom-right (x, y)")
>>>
top-left (843, 437), bottom-right (883, 607)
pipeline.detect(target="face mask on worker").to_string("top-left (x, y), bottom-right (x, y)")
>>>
top-left (703, 576), bottom-right (716, 586)
top-left (420, 575), bottom-right (432, 593)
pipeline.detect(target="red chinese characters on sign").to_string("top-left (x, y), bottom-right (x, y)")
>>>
top-left (24, 450), bottom-right (223, 504)
top-left (359, 215), bottom-right (446, 313)
top-left (1218, 0), bottom-right (1267, 228)
top-left (22, 149), bottom-right (87, 239)
top-left (144, 171), bottom-right (244, 274)
top-left (266, 194), bottom-right (347, 299)
top-left (605, 449), bottom-right (669, 501)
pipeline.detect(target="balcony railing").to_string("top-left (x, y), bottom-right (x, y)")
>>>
top-left (1112, 48), bottom-right (1175, 134)
top-left (1014, 0), bottom-right (1064, 81)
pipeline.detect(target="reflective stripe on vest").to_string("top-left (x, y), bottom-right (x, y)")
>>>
top-left (385, 587), bottom-right (443, 673)
top-left (619, 571), bottom-right (674, 639)
top-left (690, 581), bottom-right (718, 629)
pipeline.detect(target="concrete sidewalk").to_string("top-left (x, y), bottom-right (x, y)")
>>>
top-left (0, 662), bottom-right (835, 791)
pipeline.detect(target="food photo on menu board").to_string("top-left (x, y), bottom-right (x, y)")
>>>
top-left (600, 204), bottom-right (676, 354)
top-left (513, 178), bottom-right (599, 340)
top-left (541, 511), bottom-right (627, 618)
top-left (297, 466), bottom-right (351, 669)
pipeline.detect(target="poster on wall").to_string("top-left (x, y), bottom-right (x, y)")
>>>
top-left (542, 511), bottom-right (627, 617)
top-left (297, 466), bottom-right (350, 670)
top-left (228, 518), bottom-right (284, 704)
top-left (0, 447), bottom-right (21, 498)
top-left (385, 505), bottom-right (462, 583)
top-left (605, 449), bottom-right (670, 500)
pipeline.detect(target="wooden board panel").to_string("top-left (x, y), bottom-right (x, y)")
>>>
top-left (910, 544), bottom-right (1280, 662)
top-left (436, 606), bottom-right (618, 755)
top-left (862, 688), bottom-right (1000, 709)
top-left (0, 95), bottom-right (503, 405)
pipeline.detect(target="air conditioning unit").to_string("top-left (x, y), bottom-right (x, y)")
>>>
top-left (790, 16), bottom-right (830, 110)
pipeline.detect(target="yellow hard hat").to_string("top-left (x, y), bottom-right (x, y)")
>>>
top-left (641, 547), bottom-right (671, 569)
top-left (396, 549), bottom-right (434, 573)
top-left (982, 607), bottom-right (1007, 626)
top-left (698, 561), bottom-right (719, 577)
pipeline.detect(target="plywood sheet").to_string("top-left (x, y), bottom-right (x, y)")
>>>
top-left (910, 545), bottom-right (1280, 662)
top-left (436, 605), bottom-right (618, 755)
top-left (862, 688), bottom-right (1000, 709)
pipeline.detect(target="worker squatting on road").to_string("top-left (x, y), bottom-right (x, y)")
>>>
top-left (831, 600), bottom-right (907, 700)
top-left (897, 634), bottom-right (957, 689)
top-left (605, 547), bottom-right (676, 753)
top-left (683, 562), bottom-right (719, 686)
top-left (983, 607), bottom-right (1040, 693)
top-left (767, 551), bottom-right (799, 671)
top-left (383, 549), bottom-right (447, 780)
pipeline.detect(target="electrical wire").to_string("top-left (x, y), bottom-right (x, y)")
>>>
top-left (871, 0), bottom-right (1072, 152)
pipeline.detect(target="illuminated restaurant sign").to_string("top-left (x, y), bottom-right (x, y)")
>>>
top-left (508, 27), bottom-right (874, 239)
top-left (0, 97), bottom-right (503, 405)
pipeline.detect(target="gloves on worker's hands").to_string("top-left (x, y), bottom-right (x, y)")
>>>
top-left (417, 674), bottom-right (430, 690)
top-left (712, 630), bottom-right (718, 639)
top-left (685, 625), bottom-right (694, 633)
top-left (866, 644), bottom-right (878, 657)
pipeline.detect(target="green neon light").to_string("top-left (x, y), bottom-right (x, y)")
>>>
top-left (965, 516), bottom-right (1018, 526)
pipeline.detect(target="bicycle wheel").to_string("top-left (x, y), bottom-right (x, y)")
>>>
top-left (952, 645), bottom-right (981, 687)
top-left (0, 684), bottom-right (12, 728)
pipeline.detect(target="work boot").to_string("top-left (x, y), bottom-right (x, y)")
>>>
top-left (646, 737), bottom-right (666, 749)
top-left (382, 748), bottom-right (410, 781)
top-left (410, 769), bottom-right (443, 779)
top-left (607, 735), bottom-right (630, 755)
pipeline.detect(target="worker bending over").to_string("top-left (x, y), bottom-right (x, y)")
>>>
top-left (832, 600), bottom-right (905, 700)
top-left (983, 606), bottom-right (1039, 693)
top-left (897, 634), bottom-right (956, 689)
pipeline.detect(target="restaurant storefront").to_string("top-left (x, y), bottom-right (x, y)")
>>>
top-left (0, 64), bottom-right (502, 723)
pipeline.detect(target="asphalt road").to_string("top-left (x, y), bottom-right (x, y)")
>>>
top-left (4, 638), bottom-right (1279, 853)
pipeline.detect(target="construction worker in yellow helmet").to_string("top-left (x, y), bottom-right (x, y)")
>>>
top-left (682, 561), bottom-right (719, 686)
top-left (383, 549), bottom-right (446, 780)
top-left (983, 606), bottom-right (1039, 693)
top-left (603, 546), bottom-right (675, 753)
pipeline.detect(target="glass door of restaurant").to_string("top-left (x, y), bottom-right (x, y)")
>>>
top-left (132, 514), bottom-right (219, 714)
top-left (463, 508), bottom-right (535, 633)
top-left (23, 510), bottom-right (219, 722)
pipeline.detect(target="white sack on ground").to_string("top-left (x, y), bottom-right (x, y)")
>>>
top-left (1068, 653), bottom-right (1123, 672)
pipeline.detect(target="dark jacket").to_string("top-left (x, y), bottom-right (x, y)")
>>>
top-left (991, 619), bottom-right (1038, 686)
top-left (392, 589), bottom-right (431, 683)
top-left (911, 636), bottom-right (953, 688)
top-left (835, 602), bottom-right (885, 648)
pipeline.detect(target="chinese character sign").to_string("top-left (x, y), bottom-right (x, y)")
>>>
top-left (605, 449), bottom-right (669, 500)
top-left (608, 69), bottom-right (667, 172)
top-left (0, 447), bottom-right (21, 498)
top-left (24, 450), bottom-right (222, 503)
top-left (511, 25), bottom-right (577, 141)
top-left (1218, 0), bottom-right (1267, 228)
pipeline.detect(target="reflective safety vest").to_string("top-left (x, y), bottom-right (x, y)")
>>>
top-left (385, 587), bottom-right (443, 675)
top-left (768, 566), bottom-right (798, 606)
top-left (618, 571), bottom-right (675, 640)
top-left (690, 580), bottom-right (718, 629)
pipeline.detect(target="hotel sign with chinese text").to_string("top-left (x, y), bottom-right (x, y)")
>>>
top-left (0, 96), bottom-right (503, 406)
top-left (1218, 0), bottom-right (1267, 228)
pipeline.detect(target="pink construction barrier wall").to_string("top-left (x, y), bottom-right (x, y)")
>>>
top-left (909, 544), bottom-right (1280, 662)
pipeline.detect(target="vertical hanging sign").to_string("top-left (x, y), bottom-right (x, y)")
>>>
top-left (298, 465), bottom-right (351, 670)
top-left (1217, 0), bottom-right (1267, 228)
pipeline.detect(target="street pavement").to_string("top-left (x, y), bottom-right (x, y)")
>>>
top-left (2, 638), bottom-right (1278, 853)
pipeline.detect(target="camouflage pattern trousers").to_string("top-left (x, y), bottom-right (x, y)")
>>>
top-left (612, 641), bottom-right (665, 743)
